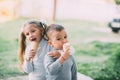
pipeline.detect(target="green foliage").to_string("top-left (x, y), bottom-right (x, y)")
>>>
top-left (77, 62), bottom-right (105, 79)
top-left (0, 18), bottom-right (27, 41)
top-left (76, 41), bottom-right (120, 80)
top-left (0, 18), bottom-right (28, 79)
top-left (0, 50), bottom-right (25, 79)
top-left (0, 38), bottom-right (18, 52)
top-left (93, 47), bottom-right (120, 80)
top-left (115, 0), bottom-right (120, 5)
top-left (0, 62), bottom-right (24, 79)
top-left (75, 41), bottom-right (120, 56)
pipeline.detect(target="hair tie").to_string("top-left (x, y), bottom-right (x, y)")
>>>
top-left (39, 22), bottom-right (43, 27)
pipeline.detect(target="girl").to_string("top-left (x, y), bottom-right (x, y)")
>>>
top-left (44, 24), bottom-right (77, 80)
top-left (18, 20), bottom-right (59, 80)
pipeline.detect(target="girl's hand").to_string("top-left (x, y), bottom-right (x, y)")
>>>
top-left (48, 50), bottom-right (61, 58)
top-left (25, 49), bottom-right (36, 61)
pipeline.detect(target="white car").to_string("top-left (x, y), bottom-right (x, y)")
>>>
top-left (108, 18), bottom-right (120, 33)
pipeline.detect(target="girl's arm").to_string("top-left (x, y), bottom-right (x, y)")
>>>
top-left (22, 59), bottom-right (34, 73)
top-left (22, 48), bottom-right (35, 73)
top-left (48, 50), bottom-right (61, 58)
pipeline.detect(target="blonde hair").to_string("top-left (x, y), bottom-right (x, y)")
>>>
top-left (18, 20), bottom-right (47, 70)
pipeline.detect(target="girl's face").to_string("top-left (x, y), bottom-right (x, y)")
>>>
top-left (23, 24), bottom-right (43, 43)
top-left (48, 29), bottom-right (68, 50)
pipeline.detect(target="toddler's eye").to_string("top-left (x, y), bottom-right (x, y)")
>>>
top-left (64, 35), bottom-right (67, 39)
top-left (57, 38), bottom-right (61, 40)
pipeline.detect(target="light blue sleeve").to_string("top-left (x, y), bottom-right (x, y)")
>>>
top-left (44, 54), bottom-right (62, 75)
top-left (71, 56), bottom-right (77, 80)
top-left (22, 58), bottom-right (34, 73)
top-left (22, 47), bottom-right (34, 73)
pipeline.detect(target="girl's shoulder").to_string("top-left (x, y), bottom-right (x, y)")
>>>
top-left (40, 38), bottom-right (48, 44)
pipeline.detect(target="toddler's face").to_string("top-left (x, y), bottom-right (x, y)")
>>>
top-left (48, 29), bottom-right (68, 50)
top-left (23, 24), bottom-right (43, 43)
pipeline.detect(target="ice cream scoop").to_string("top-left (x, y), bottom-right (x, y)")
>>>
top-left (63, 42), bottom-right (75, 55)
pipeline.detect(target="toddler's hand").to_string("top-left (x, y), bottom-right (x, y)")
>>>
top-left (59, 47), bottom-right (70, 64)
top-left (61, 46), bottom-right (70, 60)
top-left (63, 42), bottom-right (70, 52)
top-left (63, 42), bottom-right (75, 55)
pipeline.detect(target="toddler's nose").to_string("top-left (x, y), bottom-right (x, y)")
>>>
top-left (63, 39), bottom-right (68, 44)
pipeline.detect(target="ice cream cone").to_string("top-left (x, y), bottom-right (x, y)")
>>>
top-left (30, 42), bottom-right (39, 62)
top-left (31, 42), bottom-right (39, 51)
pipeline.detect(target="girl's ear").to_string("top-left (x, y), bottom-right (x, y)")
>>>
top-left (40, 28), bottom-right (43, 33)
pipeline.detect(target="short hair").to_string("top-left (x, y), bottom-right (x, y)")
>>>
top-left (46, 24), bottom-right (64, 40)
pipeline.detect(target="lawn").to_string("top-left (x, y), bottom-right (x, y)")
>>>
top-left (0, 18), bottom-right (120, 79)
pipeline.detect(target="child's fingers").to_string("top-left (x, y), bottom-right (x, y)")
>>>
top-left (30, 49), bottom-right (36, 52)
top-left (64, 46), bottom-right (70, 52)
top-left (30, 49), bottom-right (36, 55)
top-left (25, 51), bottom-right (35, 59)
top-left (48, 51), bottom-right (60, 58)
top-left (62, 49), bottom-right (71, 60)
top-left (48, 52), bottom-right (54, 56)
top-left (64, 48), bottom-right (70, 54)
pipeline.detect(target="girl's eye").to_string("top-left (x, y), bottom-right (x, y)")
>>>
top-left (26, 33), bottom-right (29, 36)
top-left (32, 30), bottom-right (35, 33)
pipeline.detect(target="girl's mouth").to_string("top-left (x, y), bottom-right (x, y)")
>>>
top-left (31, 38), bottom-right (37, 41)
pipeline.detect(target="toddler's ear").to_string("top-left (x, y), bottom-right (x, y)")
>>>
top-left (48, 40), bottom-right (52, 46)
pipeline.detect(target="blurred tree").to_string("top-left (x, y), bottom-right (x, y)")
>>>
top-left (115, 0), bottom-right (120, 5)
top-left (114, 0), bottom-right (120, 13)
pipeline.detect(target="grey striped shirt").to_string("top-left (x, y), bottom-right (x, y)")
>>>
top-left (44, 52), bottom-right (77, 80)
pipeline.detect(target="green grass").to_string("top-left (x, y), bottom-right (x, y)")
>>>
top-left (0, 18), bottom-right (120, 79)
top-left (0, 18), bottom-right (28, 40)
top-left (0, 50), bottom-right (25, 79)
top-left (75, 42), bottom-right (120, 79)
top-left (0, 18), bottom-right (28, 79)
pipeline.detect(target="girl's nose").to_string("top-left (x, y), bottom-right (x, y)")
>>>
top-left (29, 33), bottom-right (32, 37)
top-left (29, 33), bottom-right (33, 38)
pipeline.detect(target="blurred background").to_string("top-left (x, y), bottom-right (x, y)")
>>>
top-left (0, 0), bottom-right (118, 22)
top-left (0, 0), bottom-right (120, 80)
